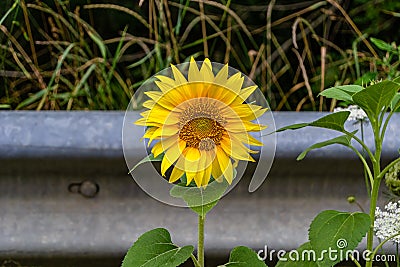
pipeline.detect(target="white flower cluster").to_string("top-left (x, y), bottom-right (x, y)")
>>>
top-left (333, 105), bottom-right (368, 121)
top-left (374, 201), bottom-right (400, 243)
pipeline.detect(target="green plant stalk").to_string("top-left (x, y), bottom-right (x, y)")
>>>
top-left (360, 121), bottom-right (372, 197)
top-left (370, 231), bottom-right (400, 261)
top-left (350, 147), bottom-right (373, 186)
top-left (379, 157), bottom-right (400, 180)
top-left (349, 254), bottom-right (362, 267)
top-left (366, 123), bottom-right (382, 267)
top-left (190, 254), bottom-right (201, 267)
top-left (198, 215), bottom-right (205, 267)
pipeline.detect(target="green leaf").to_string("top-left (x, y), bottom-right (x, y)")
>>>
top-left (275, 242), bottom-right (318, 267)
top-left (309, 111), bottom-right (350, 132)
top-left (219, 246), bottom-right (267, 267)
top-left (276, 123), bottom-right (309, 132)
top-left (129, 153), bottom-right (163, 174)
top-left (276, 112), bottom-right (350, 134)
top-left (391, 93), bottom-right (400, 111)
top-left (121, 228), bottom-right (193, 267)
top-left (170, 179), bottom-right (229, 216)
top-left (319, 85), bottom-right (363, 102)
top-left (88, 30), bottom-right (107, 59)
top-left (308, 210), bottom-right (370, 267)
top-left (16, 89), bottom-right (47, 110)
top-left (297, 132), bottom-right (355, 161)
top-left (319, 89), bottom-right (352, 102)
top-left (46, 43), bottom-right (75, 92)
top-left (370, 37), bottom-right (395, 52)
top-left (352, 81), bottom-right (400, 123)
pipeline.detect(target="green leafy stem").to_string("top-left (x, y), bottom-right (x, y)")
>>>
top-left (276, 79), bottom-right (400, 267)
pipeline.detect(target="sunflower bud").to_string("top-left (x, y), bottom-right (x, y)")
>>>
top-left (347, 196), bottom-right (356, 203)
top-left (385, 160), bottom-right (400, 197)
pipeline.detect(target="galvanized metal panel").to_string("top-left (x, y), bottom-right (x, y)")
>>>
top-left (0, 111), bottom-right (399, 266)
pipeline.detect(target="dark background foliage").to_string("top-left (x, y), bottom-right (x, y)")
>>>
top-left (1, 0), bottom-right (400, 110)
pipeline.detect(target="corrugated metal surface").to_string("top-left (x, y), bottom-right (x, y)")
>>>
top-left (0, 111), bottom-right (398, 266)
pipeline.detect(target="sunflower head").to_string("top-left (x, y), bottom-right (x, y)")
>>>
top-left (135, 58), bottom-right (267, 188)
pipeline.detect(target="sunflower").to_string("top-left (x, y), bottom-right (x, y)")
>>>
top-left (135, 58), bottom-right (267, 187)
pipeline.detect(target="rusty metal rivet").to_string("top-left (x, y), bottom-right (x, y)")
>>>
top-left (68, 180), bottom-right (99, 198)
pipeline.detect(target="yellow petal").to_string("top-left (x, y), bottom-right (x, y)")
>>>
top-left (143, 127), bottom-right (159, 146)
top-left (202, 164), bottom-right (212, 187)
top-left (155, 80), bottom-right (173, 94)
top-left (218, 89), bottom-right (238, 106)
top-left (160, 138), bottom-right (184, 175)
top-left (151, 141), bottom-right (164, 157)
top-left (143, 127), bottom-right (157, 139)
top-left (162, 139), bottom-right (186, 175)
top-left (177, 83), bottom-right (200, 99)
top-left (193, 168), bottom-right (204, 188)
top-left (225, 72), bottom-right (243, 95)
top-left (200, 58), bottom-right (214, 82)
top-left (241, 108), bottom-right (267, 120)
top-left (199, 150), bottom-right (214, 186)
top-left (211, 156), bottom-right (223, 182)
top-left (206, 84), bottom-right (224, 100)
top-left (162, 135), bottom-right (182, 151)
top-left (144, 91), bottom-right (162, 101)
top-left (225, 120), bottom-right (267, 132)
top-left (231, 104), bottom-right (261, 117)
top-left (156, 86), bottom-right (187, 109)
top-left (171, 64), bottom-right (188, 85)
top-left (169, 167), bottom-right (184, 183)
top-left (146, 105), bottom-right (180, 125)
top-left (155, 75), bottom-right (177, 88)
top-left (161, 124), bottom-right (180, 137)
top-left (188, 57), bottom-right (201, 82)
top-left (145, 91), bottom-right (178, 111)
top-left (135, 119), bottom-right (161, 127)
top-left (193, 150), bottom-right (209, 187)
top-left (148, 125), bottom-right (179, 145)
top-left (186, 171), bottom-right (196, 185)
top-left (216, 146), bottom-right (230, 176)
top-left (224, 159), bottom-right (233, 184)
top-left (235, 133), bottom-right (263, 147)
top-left (215, 146), bottom-right (234, 184)
top-left (214, 64), bottom-right (228, 85)
top-left (142, 100), bottom-right (155, 109)
top-left (184, 147), bottom-right (201, 161)
top-left (225, 104), bottom-right (267, 121)
top-left (183, 147), bottom-right (201, 173)
top-left (161, 156), bottom-right (173, 176)
top-left (234, 85), bottom-right (258, 104)
top-left (220, 135), bottom-right (255, 162)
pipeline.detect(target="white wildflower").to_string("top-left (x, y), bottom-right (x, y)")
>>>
top-left (333, 105), bottom-right (368, 121)
top-left (374, 200), bottom-right (400, 243)
top-left (368, 79), bottom-right (382, 86)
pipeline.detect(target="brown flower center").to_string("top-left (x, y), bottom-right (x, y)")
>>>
top-left (179, 117), bottom-right (225, 150)
top-left (177, 98), bottom-right (227, 151)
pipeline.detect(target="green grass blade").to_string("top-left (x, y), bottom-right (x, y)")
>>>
top-left (0, 0), bottom-right (19, 26)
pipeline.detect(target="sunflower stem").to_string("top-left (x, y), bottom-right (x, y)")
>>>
top-left (198, 214), bottom-right (205, 267)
